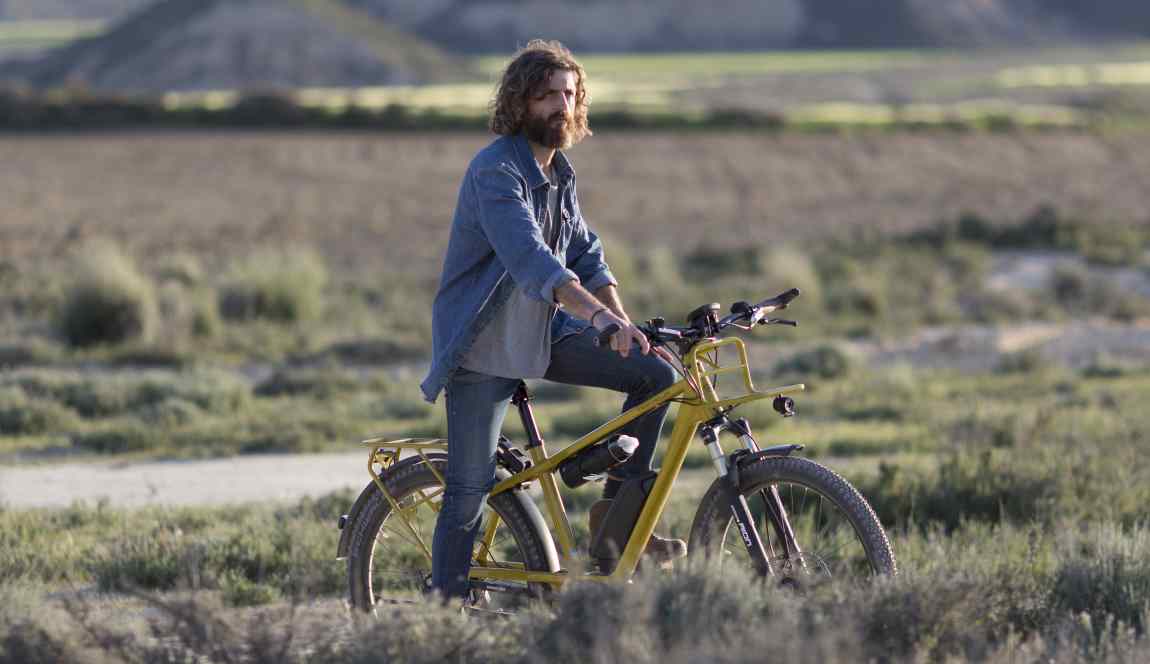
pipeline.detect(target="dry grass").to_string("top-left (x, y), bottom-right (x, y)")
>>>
top-left (1, 131), bottom-right (1148, 283)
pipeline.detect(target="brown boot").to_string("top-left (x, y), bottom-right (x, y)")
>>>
top-left (588, 499), bottom-right (687, 565)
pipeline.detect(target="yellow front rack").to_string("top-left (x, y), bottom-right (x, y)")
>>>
top-left (686, 336), bottom-right (806, 407)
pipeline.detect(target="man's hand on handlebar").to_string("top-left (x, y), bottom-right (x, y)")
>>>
top-left (593, 310), bottom-right (650, 358)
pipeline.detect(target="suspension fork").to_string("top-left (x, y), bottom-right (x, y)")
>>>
top-left (728, 418), bottom-right (806, 569)
top-left (701, 422), bottom-right (773, 576)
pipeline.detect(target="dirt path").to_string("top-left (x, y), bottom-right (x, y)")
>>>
top-left (0, 451), bottom-right (369, 508)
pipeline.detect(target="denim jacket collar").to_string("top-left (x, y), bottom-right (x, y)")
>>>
top-left (510, 133), bottom-right (575, 190)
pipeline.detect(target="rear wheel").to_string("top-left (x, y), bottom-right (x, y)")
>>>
top-left (689, 456), bottom-right (896, 583)
top-left (346, 457), bottom-right (553, 612)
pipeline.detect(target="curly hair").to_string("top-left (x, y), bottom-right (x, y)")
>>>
top-left (490, 39), bottom-right (591, 144)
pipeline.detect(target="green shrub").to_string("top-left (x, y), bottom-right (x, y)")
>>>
top-left (89, 530), bottom-right (195, 592)
top-left (375, 394), bottom-right (433, 420)
top-left (154, 281), bottom-right (217, 344)
top-left (219, 570), bottom-right (281, 607)
top-left (684, 244), bottom-right (759, 279)
top-left (218, 247), bottom-right (327, 323)
top-left (1080, 353), bottom-right (1136, 379)
top-left (863, 453), bottom-right (1054, 532)
top-left (1077, 225), bottom-right (1148, 267)
top-left (634, 245), bottom-right (698, 320)
top-left (825, 438), bottom-right (912, 457)
top-left (0, 389), bottom-right (79, 435)
top-left (56, 242), bottom-right (158, 348)
top-left (71, 425), bottom-right (159, 453)
top-left (0, 340), bottom-right (60, 368)
top-left (133, 397), bottom-right (203, 427)
top-left (1052, 525), bottom-right (1150, 636)
top-left (864, 405), bottom-right (1150, 531)
top-left (836, 405), bottom-right (904, 422)
top-left (2, 369), bottom-right (249, 419)
top-left (254, 368), bottom-right (361, 399)
top-left (595, 232), bottom-right (639, 289)
top-left (153, 252), bottom-right (204, 286)
top-left (755, 245), bottom-right (822, 309)
top-left (105, 344), bottom-right (196, 369)
top-left (527, 380), bottom-right (586, 403)
top-left (550, 405), bottom-right (620, 439)
top-left (824, 281), bottom-right (886, 317)
top-left (965, 287), bottom-right (1037, 323)
top-left (996, 348), bottom-right (1052, 375)
top-left (190, 289), bottom-right (222, 338)
top-left (1050, 261), bottom-right (1092, 302)
top-left (306, 336), bottom-right (428, 363)
top-left (773, 344), bottom-right (854, 380)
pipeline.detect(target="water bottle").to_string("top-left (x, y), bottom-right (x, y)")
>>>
top-left (559, 435), bottom-right (639, 488)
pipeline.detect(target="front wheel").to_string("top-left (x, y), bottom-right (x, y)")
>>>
top-left (688, 456), bottom-right (896, 581)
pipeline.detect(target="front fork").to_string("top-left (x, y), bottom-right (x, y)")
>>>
top-left (701, 416), bottom-right (805, 577)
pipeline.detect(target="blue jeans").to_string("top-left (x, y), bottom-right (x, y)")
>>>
top-left (430, 327), bottom-right (677, 599)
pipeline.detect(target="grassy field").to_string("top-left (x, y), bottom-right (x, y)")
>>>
top-left (0, 126), bottom-right (1148, 660)
top-left (0, 130), bottom-right (1148, 461)
top-left (1, 361), bottom-right (1149, 660)
top-left (0, 19), bottom-right (102, 48)
top-left (5, 31), bottom-right (1150, 129)
top-left (142, 44), bottom-right (1150, 129)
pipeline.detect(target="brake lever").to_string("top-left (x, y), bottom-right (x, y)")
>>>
top-left (761, 318), bottom-right (798, 327)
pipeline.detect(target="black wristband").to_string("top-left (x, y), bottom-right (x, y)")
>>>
top-left (590, 307), bottom-right (609, 327)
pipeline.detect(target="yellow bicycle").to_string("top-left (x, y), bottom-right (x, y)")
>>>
top-left (337, 288), bottom-right (896, 611)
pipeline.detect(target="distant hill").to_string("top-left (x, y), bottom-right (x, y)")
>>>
top-left (347, 0), bottom-right (1150, 52)
top-left (1, 0), bottom-right (462, 92)
top-left (5, 0), bottom-right (1150, 61)
top-left (0, 0), bottom-right (146, 21)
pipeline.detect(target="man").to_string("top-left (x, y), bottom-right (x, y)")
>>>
top-left (420, 39), bottom-right (685, 602)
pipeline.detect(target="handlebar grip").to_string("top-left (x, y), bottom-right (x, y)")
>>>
top-left (776, 288), bottom-right (801, 305)
top-left (594, 323), bottom-right (621, 348)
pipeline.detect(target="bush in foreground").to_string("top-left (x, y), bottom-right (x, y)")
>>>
top-left (4, 525), bottom-right (1150, 662)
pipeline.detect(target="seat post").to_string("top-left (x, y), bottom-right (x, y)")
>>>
top-left (512, 381), bottom-right (546, 450)
top-left (512, 380), bottom-right (576, 561)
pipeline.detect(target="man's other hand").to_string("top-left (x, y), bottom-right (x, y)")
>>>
top-left (595, 311), bottom-right (650, 358)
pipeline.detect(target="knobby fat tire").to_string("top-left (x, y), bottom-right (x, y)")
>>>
top-left (346, 458), bottom-right (553, 611)
top-left (688, 456), bottom-right (897, 576)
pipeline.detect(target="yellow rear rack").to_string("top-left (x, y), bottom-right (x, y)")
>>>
top-left (357, 437), bottom-right (449, 563)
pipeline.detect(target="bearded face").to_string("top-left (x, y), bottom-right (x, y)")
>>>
top-left (522, 68), bottom-right (579, 149)
top-left (522, 107), bottom-right (576, 149)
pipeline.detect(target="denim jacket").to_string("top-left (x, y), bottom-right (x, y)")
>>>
top-left (420, 133), bottom-right (617, 403)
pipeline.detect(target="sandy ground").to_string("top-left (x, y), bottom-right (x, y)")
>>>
top-left (0, 450), bottom-right (369, 508)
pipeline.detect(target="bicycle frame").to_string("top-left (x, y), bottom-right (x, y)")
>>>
top-left (360, 334), bottom-right (805, 589)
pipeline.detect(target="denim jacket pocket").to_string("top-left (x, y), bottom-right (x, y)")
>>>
top-left (558, 206), bottom-right (576, 250)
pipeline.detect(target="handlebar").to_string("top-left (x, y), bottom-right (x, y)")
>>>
top-left (592, 288), bottom-right (801, 351)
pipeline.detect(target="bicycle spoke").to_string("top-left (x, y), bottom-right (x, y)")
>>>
top-left (378, 522), bottom-right (421, 550)
top-left (716, 476), bottom-right (878, 582)
top-left (758, 492), bottom-right (778, 559)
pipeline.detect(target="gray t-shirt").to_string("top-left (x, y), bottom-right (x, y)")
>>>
top-left (459, 169), bottom-right (562, 378)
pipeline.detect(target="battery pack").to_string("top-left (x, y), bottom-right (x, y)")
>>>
top-left (590, 471), bottom-right (659, 572)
